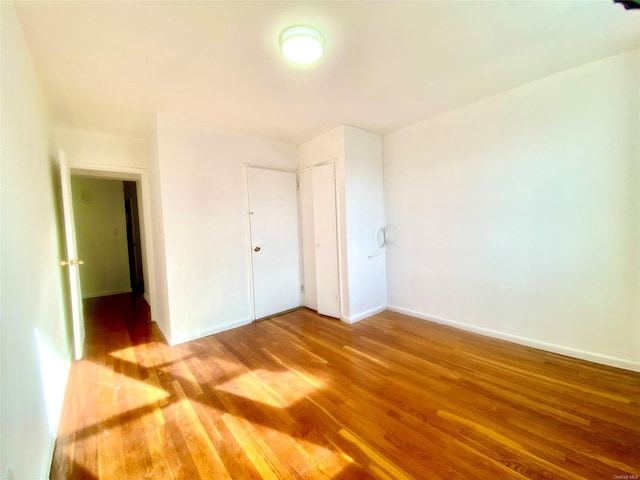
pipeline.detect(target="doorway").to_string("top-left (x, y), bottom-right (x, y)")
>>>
top-left (71, 177), bottom-right (145, 303)
top-left (246, 166), bottom-right (302, 320)
top-left (59, 154), bottom-right (155, 360)
top-left (298, 163), bottom-right (340, 318)
top-left (123, 181), bottom-right (144, 299)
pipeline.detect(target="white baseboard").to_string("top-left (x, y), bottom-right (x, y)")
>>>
top-left (169, 318), bottom-right (253, 346)
top-left (342, 305), bottom-right (387, 324)
top-left (82, 288), bottom-right (132, 299)
top-left (387, 305), bottom-right (640, 373)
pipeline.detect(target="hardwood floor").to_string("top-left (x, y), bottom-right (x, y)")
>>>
top-left (51, 294), bottom-right (640, 479)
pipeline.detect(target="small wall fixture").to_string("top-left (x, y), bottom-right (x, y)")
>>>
top-left (279, 25), bottom-right (325, 64)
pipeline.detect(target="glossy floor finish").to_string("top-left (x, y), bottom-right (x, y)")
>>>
top-left (51, 294), bottom-right (640, 479)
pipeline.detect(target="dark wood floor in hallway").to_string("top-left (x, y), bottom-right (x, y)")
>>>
top-left (51, 294), bottom-right (640, 479)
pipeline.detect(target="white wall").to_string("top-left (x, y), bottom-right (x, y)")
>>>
top-left (1, 3), bottom-right (73, 478)
top-left (155, 116), bottom-right (298, 344)
top-left (56, 127), bottom-right (148, 170)
top-left (298, 127), bottom-right (344, 170)
top-left (148, 119), bottom-right (172, 340)
top-left (384, 50), bottom-right (640, 371)
top-left (343, 126), bottom-right (387, 322)
top-left (71, 177), bottom-right (131, 298)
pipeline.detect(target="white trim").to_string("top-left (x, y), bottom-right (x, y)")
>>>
top-left (297, 157), bottom-right (339, 174)
top-left (169, 318), bottom-right (253, 346)
top-left (388, 305), bottom-right (640, 373)
top-left (331, 161), bottom-right (346, 322)
top-left (244, 164), bottom-right (297, 174)
top-left (69, 164), bottom-right (144, 180)
top-left (295, 169), bottom-right (306, 309)
top-left (242, 164), bottom-right (257, 321)
top-left (342, 305), bottom-right (387, 324)
top-left (82, 288), bottom-right (132, 299)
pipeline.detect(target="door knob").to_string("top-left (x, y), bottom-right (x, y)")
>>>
top-left (60, 259), bottom-right (85, 266)
top-left (254, 246), bottom-right (261, 252)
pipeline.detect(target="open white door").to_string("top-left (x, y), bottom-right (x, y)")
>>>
top-left (312, 164), bottom-right (340, 318)
top-left (247, 167), bottom-right (301, 319)
top-left (59, 150), bottom-right (85, 360)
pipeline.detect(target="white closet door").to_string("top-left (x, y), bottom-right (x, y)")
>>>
top-left (247, 167), bottom-right (301, 319)
top-left (312, 164), bottom-right (340, 318)
top-left (299, 170), bottom-right (317, 310)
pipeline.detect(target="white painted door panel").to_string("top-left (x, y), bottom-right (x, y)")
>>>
top-left (59, 150), bottom-right (85, 360)
top-left (247, 167), bottom-right (301, 319)
top-left (312, 164), bottom-right (340, 318)
top-left (298, 170), bottom-right (317, 310)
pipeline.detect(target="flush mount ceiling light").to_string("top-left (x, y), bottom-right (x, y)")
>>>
top-left (279, 25), bottom-right (325, 64)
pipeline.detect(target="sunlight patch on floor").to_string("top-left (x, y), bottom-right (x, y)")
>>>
top-left (108, 342), bottom-right (184, 368)
top-left (107, 344), bottom-right (140, 364)
top-left (56, 359), bottom-right (168, 437)
top-left (216, 368), bottom-right (323, 408)
top-left (221, 412), bottom-right (352, 478)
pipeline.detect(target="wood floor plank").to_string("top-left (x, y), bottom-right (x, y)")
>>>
top-left (50, 294), bottom-right (640, 479)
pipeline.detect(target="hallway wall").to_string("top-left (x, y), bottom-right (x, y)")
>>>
top-left (1, 3), bottom-right (73, 478)
top-left (71, 177), bottom-right (131, 298)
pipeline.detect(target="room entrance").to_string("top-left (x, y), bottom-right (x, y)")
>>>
top-left (70, 177), bottom-right (145, 302)
top-left (58, 151), bottom-right (154, 359)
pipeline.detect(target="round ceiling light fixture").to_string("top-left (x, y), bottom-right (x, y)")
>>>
top-left (279, 25), bottom-right (325, 65)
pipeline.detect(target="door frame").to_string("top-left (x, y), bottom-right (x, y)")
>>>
top-left (64, 162), bottom-right (157, 341)
top-left (243, 164), bottom-right (302, 321)
top-left (124, 197), bottom-right (140, 296)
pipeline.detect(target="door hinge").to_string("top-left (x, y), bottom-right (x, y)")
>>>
top-left (301, 284), bottom-right (304, 293)
top-left (296, 180), bottom-right (300, 189)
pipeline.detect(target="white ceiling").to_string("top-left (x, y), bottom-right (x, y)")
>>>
top-left (14, 0), bottom-right (640, 144)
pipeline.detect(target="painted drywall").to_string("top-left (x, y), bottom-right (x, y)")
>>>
top-left (147, 119), bottom-right (172, 341)
top-left (298, 126), bottom-right (387, 322)
top-left (56, 127), bottom-right (148, 169)
top-left (1, 3), bottom-right (73, 479)
top-left (384, 50), bottom-right (640, 370)
top-left (298, 127), bottom-right (344, 170)
top-left (71, 177), bottom-right (131, 298)
top-left (155, 116), bottom-right (298, 345)
top-left (343, 126), bottom-right (387, 322)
